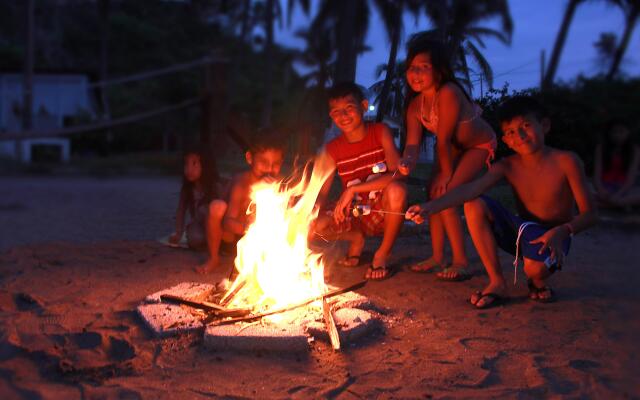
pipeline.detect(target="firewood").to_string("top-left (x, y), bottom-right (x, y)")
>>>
top-left (322, 298), bottom-right (341, 350)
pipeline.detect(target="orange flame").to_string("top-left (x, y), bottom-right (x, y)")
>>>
top-left (225, 153), bottom-right (335, 313)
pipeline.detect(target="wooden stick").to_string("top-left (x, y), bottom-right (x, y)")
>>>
top-left (322, 298), bottom-right (341, 350)
top-left (160, 294), bottom-right (251, 317)
top-left (206, 280), bottom-right (367, 326)
top-left (219, 279), bottom-right (246, 307)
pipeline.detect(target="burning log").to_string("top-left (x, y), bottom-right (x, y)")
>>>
top-left (219, 279), bottom-right (246, 307)
top-left (205, 280), bottom-right (367, 326)
top-left (160, 294), bottom-right (251, 318)
top-left (322, 298), bottom-right (340, 350)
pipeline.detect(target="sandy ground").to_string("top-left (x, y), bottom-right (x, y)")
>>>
top-left (0, 176), bottom-right (639, 399)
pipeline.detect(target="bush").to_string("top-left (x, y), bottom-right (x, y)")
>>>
top-left (478, 77), bottom-right (640, 175)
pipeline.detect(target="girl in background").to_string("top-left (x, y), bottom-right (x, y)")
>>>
top-left (399, 38), bottom-right (497, 281)
top-left (169, 148), bottom-right (219, 249)
top-left (594, 121), bottom-right (640, 209)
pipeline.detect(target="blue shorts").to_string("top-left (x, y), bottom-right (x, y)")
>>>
top-left (480, 196), bottom-right (571, 271)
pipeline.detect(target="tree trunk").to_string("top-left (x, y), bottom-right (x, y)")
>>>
top-left (260, 0), bottom-right (274, 127)
top-left (98, 0), bottom-right (110, 121)
top-left (240, 0), bottom-right (251, 42)
top-left (19, 0), bottom-right (35, 162)
top-left (334, 1), bottom-right (359, 83)
top-left (606, 6), bottom-right (639, 80)
top-left (543, 0), bottom-right (582, 89)
top-left (376, 22), bottom-right (400, 123)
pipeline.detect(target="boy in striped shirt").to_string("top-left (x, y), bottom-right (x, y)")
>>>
top-left (313, 82), bottom-right (407, 280)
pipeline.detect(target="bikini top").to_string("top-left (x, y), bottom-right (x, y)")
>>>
top-left (419, 92), bottom-right (482, 133)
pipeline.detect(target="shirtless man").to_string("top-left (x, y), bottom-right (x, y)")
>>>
top-left (197, 132), bottom-right (285, 273)
top-left (406, 96), bottom-right (598, 308)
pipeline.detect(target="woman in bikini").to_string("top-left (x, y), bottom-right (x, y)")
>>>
top-left (399, 38), bottom-right (497, 281)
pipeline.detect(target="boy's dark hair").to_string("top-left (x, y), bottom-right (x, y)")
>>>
top-left (497, 95), bottom-right (549, 124)
top-left (327, 81), bottom-right (365, 103)
top-left (249, 127), bottom-right (287, 155)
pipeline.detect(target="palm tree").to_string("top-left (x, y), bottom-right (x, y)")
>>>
top-left (374, 0), bottom-right (422, 122)
top-left (370, 61), bottom-right (408, 125)
top-left (258, 0), bottom-right (283, 127)
top-left (543, 0), bottom-right (586, 89)
top-left (419, 0), bottom-right (513, 91)
top-left (312, 0), bottom-right (371, 83)
top-left (607, 0), bottom-right (640, 79)
top-left (593, 32), bottom-right (618, 73)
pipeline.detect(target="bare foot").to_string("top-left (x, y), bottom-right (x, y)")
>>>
top-left (410, 257), bottom-right (443, 273)
top-left (195, 257), bottom-right (219, 274)
top-left (470, 281), bottom-right (507, 308)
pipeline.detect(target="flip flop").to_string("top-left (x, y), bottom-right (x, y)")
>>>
top-left (364, 264), bottom-right (395, 281)
top-left (527, 280), bottom-right (556, 303)
top-left (470, 291), bottom-right (507, 309)
top-left (409, 258), bottom-right (443, 273)
top-left (336, 255), bottom-right (361, 268)
top-left (437, 265), bottom-right (472, 282)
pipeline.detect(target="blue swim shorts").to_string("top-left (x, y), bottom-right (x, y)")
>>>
top-left (480, 195), bottom-right (571, 271)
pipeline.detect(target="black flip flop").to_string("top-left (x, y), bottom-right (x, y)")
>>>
top-left (527, 280), bottom-right (556, 303)
top-left (470, 291), bottom-right (508, 309)
top-left (365, 265), bottom-right (395, 281)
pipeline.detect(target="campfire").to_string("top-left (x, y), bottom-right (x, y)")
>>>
top-left (146, 154), bottom-right (380, 351)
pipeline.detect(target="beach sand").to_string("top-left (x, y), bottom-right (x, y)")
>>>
top-left (0, 176), bottom-right (639, 399)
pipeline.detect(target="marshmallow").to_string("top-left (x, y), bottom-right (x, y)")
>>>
top-left (372, 162), bottom-right (387, 174)
top-left (352, 204), bottom-right (372, 217)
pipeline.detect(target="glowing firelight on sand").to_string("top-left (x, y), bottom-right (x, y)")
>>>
top-left (223, 153), bottom-right (335, 314)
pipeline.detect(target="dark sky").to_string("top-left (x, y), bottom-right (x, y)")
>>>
top-left (276, 0), bottom-right (640, 96)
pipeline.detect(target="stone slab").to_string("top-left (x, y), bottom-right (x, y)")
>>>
top-left (204, 323), bottom-right (309, 353)
top-left (306, 308), bottom-right (381, 344)
top-left (144, 282), bottom-right (216, 304)
top-left (136, 303), bottom-right (204, 338)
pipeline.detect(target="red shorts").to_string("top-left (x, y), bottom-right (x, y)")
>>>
top-left (325, 195), bottom-right (385, 237)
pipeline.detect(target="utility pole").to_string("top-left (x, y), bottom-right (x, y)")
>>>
top-left (540, 50), bottom-right (546, 90)
top-left (20, 0), bottom-right (35, 162)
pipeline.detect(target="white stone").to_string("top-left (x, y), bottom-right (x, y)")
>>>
top-left (204, 323), bottom-right (309, 352)
top-left (136, 303), bottom-right (204, 338)
top-left (144, 282), bottom-right (216, 304)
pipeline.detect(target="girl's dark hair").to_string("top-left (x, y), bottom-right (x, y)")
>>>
top-left (405, 36), bottom-right (472, 103)
top-left (180, 146), bottom-right (219, 217)
top-left (601, 120), bottom-right (634, 171)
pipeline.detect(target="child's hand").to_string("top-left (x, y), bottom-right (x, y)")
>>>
top-left (398, 157), bottom-right (413, 176)
top-left (529, 226), bottom-right (570, 267)
top-left (169, 232), bottom-right (181, 244)
top-left (333, 188), bottom-right (355, 224)
top-left (405, 203), bottom-right (429, 224)
top-left (430, 172), bottom-right (452, 198)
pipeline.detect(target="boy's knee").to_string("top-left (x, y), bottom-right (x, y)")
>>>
top-left (209, 200), bottom-right (227, 218)
top-left (463, 198), bottom-right (488, 221)
top-left (384, 181), bottom-right (407, 204)
top-left (523, 259), bottom-right (549, 280)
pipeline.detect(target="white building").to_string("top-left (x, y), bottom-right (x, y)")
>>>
top-left (0, 73), bottom-right (96, 162)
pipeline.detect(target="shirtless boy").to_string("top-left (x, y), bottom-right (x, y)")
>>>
top-left (313, 82), bottom-right (407, 280)
top-left (406, 96), bottom-right (598, 308)
top-left (197, 133), bottom-right (285, 273)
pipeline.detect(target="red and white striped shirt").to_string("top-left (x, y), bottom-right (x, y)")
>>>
top-left (326, 123), bottom-right (387, 197)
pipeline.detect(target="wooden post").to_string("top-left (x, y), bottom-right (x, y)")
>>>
top-left (19, 0), bottom-right (35, 162)
top-left (200, 55), bottom-right (228, 155)
top-left (540, 50), bottom-right (546, 90)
